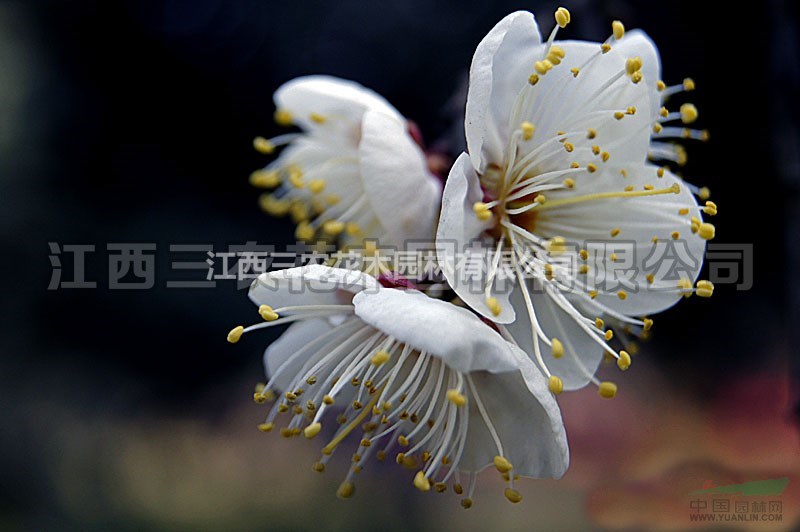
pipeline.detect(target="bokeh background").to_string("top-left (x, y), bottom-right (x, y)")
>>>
top-left (2, 0), bottom-right (798, 530)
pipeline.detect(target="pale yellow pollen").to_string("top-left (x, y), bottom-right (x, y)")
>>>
top-left (683, 78), bottom-right (696, 91)
top-left (307, 179), bottom-right (326, 194)
top-left (473, 201), bottom-right (493, 221)
top-left (309, 112), bottom-right (326, 124)
top-left (534, 60), bottom-right (553, 75)
top-left (698, 222), bottom-right (715, 240)
top-left (414, 471), bottom-right (431, 492)
top-left (249, 170), bottom-right (280, 189)
top-left (678, 278), bottom-right (693, 297)
top-left (295, 221), bottom-right (315, 241)
top-left (259, 304), bottom-right (279, 321)
top-left (548, 45), bottom-right (566, 59)
top-left (259, 194), bottom-right (289, 216)
top-left (252, 136), bottom-right (275, 154)
top-left (446, 389), bottom-right (467, 407)
top-left (322, 220), bottom-right (345, 235)
top-left (625, 56), bottom-right (643, 75)
top-left (696, 280), bottom-right (714, 298)
top-left (617, 290), bottom-right (628, 300)
top-left (227, 325), bottom-right (244, 344)
top-left (486, 297), bottom-right (501, 316)
top-left (505, 488), bottom-right (523, 504)
top-left (337, 482), bottom-right (355, 499)
top-left (563, 177), bottom-right (576, 188)
top-left (699, 187), bottom-right (711, 200)
top-left (521, 121), bottom-right (535, 140)
top-left (303, 422), bottom-right (322, 439)
top-left (598, 381), bottom-right (618, 398)
top-left (610, 227), bottom-right (621, 237)
top-left (494, 455), bottom-right (513, 473)
top-left (551, 338), bottom-right (564, 359)
top-left (617, 351), bottom-right (631, 370)
top-left (548, 375), bottom-right (564, 395)
top-left (680, 103), bottom-right (699, 124)
top-left (274, 108), bottom-right (293, 126)
top-left (555, 6), bottom-right (571, 28)
top-left (546, 236), bottom-right (567, 254)
top-left (612, 20), bottom-right (625, 40)
top-left (325, 194), bottom-right (341, 205)
top-left (703, 201), bottom-right (718, 216)
top-left (587, 128), bottom-right (597, 139)
top-left (528, 73), bottom-right (540, 85)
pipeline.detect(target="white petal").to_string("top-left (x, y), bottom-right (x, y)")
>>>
top-left (274, 75), bottom-right (403, 131)
top-left (534, 164), bottom-right (705, 316)
top-left (466, 11), bottom-right (541, 172)
top-left (359, 110), bottom-right (442, 245)
top-left (436, 153), bottom-right (516, 323)
top-left (459, 355), bottom-right (569, 478)
top-left (352, 288), bottom-right (522, 374)
top-left (504, 286), bottom-right (603, 390)
top-left (263, 318), bottom-right (332, 392)
top-left (248, 265), bottom-right (381, 308)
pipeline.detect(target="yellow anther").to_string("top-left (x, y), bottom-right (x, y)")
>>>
top-left (617, 351), bottom-right (631, 370)
top-left (618, 290), bottom-right (628, 300)
top-left (678, 278), bottom-right (693, 297)
top-left (446, 389), bottom-right (467, 406)
top-left (534, 60), bottom-right (553, 75)
top-left (259, 305), bottom-right (279, 321)
top-left (660, 106), bottom-right (669, 118)
top-left (683, 78), bottom-right (696, 91)
top-left (614, 111), bottom-right (625, 120)
top-left (313, 461), bottom-right (325, 472)
top-left (601, 151), bottom-right (611, 162)
top-left (252, 136), bottom-right (275, 154)
top-left (643, 184), bottom-right (655, 191)
top-left (678, 208), bottom-right (690, 215)
top-left (587, 163), bottom-right (598, 173)
top-left (289, 201), bottom-right (309, 223)
top-left (643, 318), bottom-right (654, 332)
top-left (227, 325), bottom-right (244, 344)
top-left (656, 80), bottom-right (666, 91)
top-left (344, 222), bottom-right (362, 237)
top-left (646, 273), bottom-right (655, 284)
top-left (295, 222), bottom-right (315, 241)
top-left (472, 201), bottom-right (493, 221)
top-left (570, 67), bottom-right (580, 77)
top-left (528, 73), bottom-right (540, 85)
top-left (698, 222), bottom-right (715, 240)
top-left (657, 167), bottom-right (666, 179)
top-left (414, 471), bottom-right (431, 492)
top-left (570, 161), bottom-right (580, 169)
top-left (277, 404), bottom-right (289, 413)
top-left (398, 435), bottom-right (410, 446)
top-left (624, 185), bottom-right (635, 192)
top-left (609, 253), bottom-right (618, 262)
top-left (671, 231), bottom-right (680, 240)
top-left (680, 103), bottom-right (699, 124)
top-left (548, 375), bottom-right (564, 395)
top-left (589, 290), bottom-right (598, 299)
top-left (546, 51), bottom-right (563, 66)
top-left (631, 71), bottom-right (643, 84)
top-left (563, 177), bottom-right (576, 188)
top-left (257, 422), bottom-right (274, 432)
top-left (322, 220), bottom-right (345, 235)
top-left (249, 170), bottom-right (280, 189)
top-left (360, 438), bottom-right (371, 448)
top-left (601, 43), bottom-right (612, 54)
top-left (494, 455), bottom-right (513, 473)
top-left (520, 121), bottom-right (535, 141)
top-left (594, 318), bottom-right (604, 330)
top-left (486, 297), bottom-right (501, 316)
top-left (307, 179), bottom-right (326, 194)
top-left (696, 280), bottom-right (714, 298)
top-left (563, 142), bottom-right (574, 153)
top-left (274, 108), bottom-right (293, 126)
top-left (625, 56), bottom-right (643, 75)
top-left (578, 264), bottom-right (590, 274)
top-left (591, 145), bottom-right (601, 155)
top-left (337, 481), bottom-right (355, 499)
top-left (258, 194), bottom-right (289, 216)
top-left (612, 20), bottom-right (625, 40)
top-left (610, 227), bottom-right (620, 237)
top-left (279, 427), bottom-right (293, 438)
top-left (586, 128), bottom-right (597, 139)
top-left (605, 330), bottom-right (614, 341)
top-left (703, 201), bottom-right (718, 216)
top-left (309, 112), bottom-right (326, 124)
top-left (288, 174), bottom-right (305, 191)
top-left (504, 488), bottom-right (523, 504)
top-left (698, 187), bottom-right (711, 200)
top-left (579, 249), bottom-right (589, 260)
top-left (461, 498), bottom-right (473, 509)
top-left (626, 106), bottom-right (637, 115)
top-left (303, 422), bottom-right (322, 439)
top-left (535, 194), bottom-right (547, 204)
top-left (370, 350), bottom-right (390, 366)
top-left (323, 395), bottom-right (334, 405)
top-left (653, 123), bottom-right (663, 134)
top-left (548, 45), bottom-right (566, 59)
top-left (598, 381), bottom-right (618, 398)
top-left (544, 263), bottom-right (554, 281)
top-left (551, 338), bottom-right (564, 359)
top-left (555, 6), bottom-right (571, 27)
top-left (701, 129), bottom-right (710, 141)
top-left (545, 236), bottom-right (566, 255)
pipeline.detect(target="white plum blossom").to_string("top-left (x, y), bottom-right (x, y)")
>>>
top-left (227, 265), bottom-right (568, 506)
top-left (251, 75), bottom-right (442, 246)
top-left (437, 9), bottom-right (717, 394)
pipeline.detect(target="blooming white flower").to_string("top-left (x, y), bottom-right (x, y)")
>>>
top-left (227, 265), bottom-right (567, 506)
top-left (251, 75), bottom-right (442, 246)
top-left (437, 9), bottom-right (716, 392)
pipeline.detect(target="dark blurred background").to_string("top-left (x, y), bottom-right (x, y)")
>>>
top-left (2, 0), bottom-right (798, 530)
